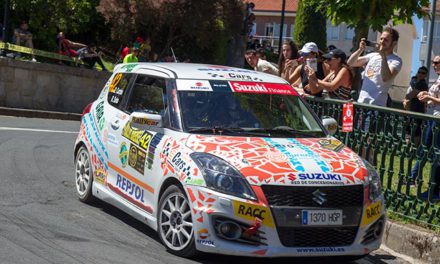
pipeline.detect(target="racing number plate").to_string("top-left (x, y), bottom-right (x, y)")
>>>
top-left (302, 210), bottom-right (343, 226)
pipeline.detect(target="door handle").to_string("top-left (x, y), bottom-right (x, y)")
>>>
top-left (111, 118), bottom-right (120, 130)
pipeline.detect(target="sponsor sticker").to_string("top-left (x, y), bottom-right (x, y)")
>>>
top-left (197, 228), bottom-right (209, 240)
top-left (342, 103), bottom-right (354, 132)
top-left (232, 201), bottom-right (274, 227)
top-left (119, 142), bottom-right (128, 167)
top-left (122, 122), bottom-right (154, 150)
top-left (229, 81), bottom-right (297, 95)
top-left (196, 239), bottom-right (215, 247)
top-left (176, 80), bottom-right (213, 91)
top-left (94, 168), bottom-right (107, 185)
top-left (289, 173), bottom-right (344, 185)
top-left (361, 201), bottom-right (382, 227)
top-left (317, 139), bottom-right (344, 152)
top-left (129, 144), bottom-right (147, 174)
top-left (132, 116), bottom-right (159, 126)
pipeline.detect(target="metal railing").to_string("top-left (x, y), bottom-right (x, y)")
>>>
top-left (305, 95), bottom-right (440, 227)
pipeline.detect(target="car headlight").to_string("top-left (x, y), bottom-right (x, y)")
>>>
top-left (363, 159), bottom-right (382, 201)
top-left (190, 152), bottom-right (257, 200)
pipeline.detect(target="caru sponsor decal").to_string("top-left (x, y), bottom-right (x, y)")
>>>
top-left (232, 201), bottom-right (274, 227)
top-left (171, 152), bottom-right (188, 170)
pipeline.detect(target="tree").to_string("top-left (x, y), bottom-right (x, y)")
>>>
top-left (310, 0), bottom-right (430, 49)
top-left (97, 0), bottom-right (245, 64)
top-left (1, 0), bottom-right (109, 51)
top-left (293, 0), bottom-right (327, 51)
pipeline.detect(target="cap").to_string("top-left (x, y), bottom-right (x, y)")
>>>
top-left (135, 36), bottom-right (144, 43)
top-left (299, 42), bottom-right (319, 56)
top-left (322, 48), bottom-right (347, 62)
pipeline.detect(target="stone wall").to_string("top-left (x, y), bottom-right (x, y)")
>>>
top-left (0, 58), bottom-right (111, 113)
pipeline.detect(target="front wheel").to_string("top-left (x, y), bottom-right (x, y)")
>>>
top-left (74, 146), bottom-right (94, 203)
top-left (157, 185), bottom-right (197, 257)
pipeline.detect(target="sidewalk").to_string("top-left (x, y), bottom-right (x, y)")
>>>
top-left (0, 106), bottom-right (439, 263)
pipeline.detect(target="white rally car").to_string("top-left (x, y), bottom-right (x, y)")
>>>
top-left (74, 63), bottom-right (385, 259)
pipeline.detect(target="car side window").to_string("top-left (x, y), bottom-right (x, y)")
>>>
top-left (108, 73), bottom-right (135, 109)
top-left (125, 75), bottom-right (166, 115)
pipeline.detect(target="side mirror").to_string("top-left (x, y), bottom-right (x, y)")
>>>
top-left (322, 116), bottom-right (338, 135)
top-left (130, 112), bottom-right (163, 130)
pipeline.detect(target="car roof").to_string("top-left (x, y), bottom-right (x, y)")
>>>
top-left (113, 62), bottom-right (287, 84)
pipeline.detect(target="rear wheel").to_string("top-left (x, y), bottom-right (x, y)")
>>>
top-left (74, 146), bottom-right (94, 203)
top-left (158, 185), bottom-right (197, 257)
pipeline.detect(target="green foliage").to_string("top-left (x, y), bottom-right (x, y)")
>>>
top-left (97, 0), bottom-right (244, 63)
top-left (310, 0), bottom-right (430, 45)
top-left (293, 0), bottom-right (327, 51)
top-left (1, 0), bottom-right (109, 51)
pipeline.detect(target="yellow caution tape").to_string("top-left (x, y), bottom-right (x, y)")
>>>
top-left (0, 42), bottom-right (74, 62)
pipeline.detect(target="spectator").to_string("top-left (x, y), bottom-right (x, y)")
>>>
top-left (403, 66), bottom-right (429, 113)
top-left (328, 44), bottom-right (337, 51)
top-left (13, 21), bottom-right (36, 61)
top-left (123, 47), bottom-right (140, 63)
top-left (306, 48), bottom-right (353, 100)
top-left (244, 49), bottom-right (279, 76)
top-left (403, 66), bottom-right (429, 147)
top-left (278, 40), bottom-right (300, 83)
top-left (348, 27), bottom-right (402, 106)
top-left (289, 42), bottom-right (326, 96)
top-left (77, 46), bottom-right (108, 71)
top-left (409, 56), bottom-right (440, 195)
top-left (120, 44), bottom-right (130, 61)
top-left (57, 31), bottom-right (87, 59)
top-left (136, 36), bottom-right (151, 62)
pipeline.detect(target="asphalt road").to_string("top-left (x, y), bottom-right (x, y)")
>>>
top-left (0, 115), bottom-right (413, 264)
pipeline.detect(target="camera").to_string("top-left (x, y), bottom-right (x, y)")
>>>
top-left (364, 40), bottom-right (377, 47)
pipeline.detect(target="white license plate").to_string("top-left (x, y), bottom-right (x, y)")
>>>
top-left (302, 210), bottom-right (343, 226)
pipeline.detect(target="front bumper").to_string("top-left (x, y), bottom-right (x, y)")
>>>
top-left (186, 185), bottom-right (385, 257)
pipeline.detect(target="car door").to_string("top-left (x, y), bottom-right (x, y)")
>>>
top-left (107, 73), bottom-right (168, 215)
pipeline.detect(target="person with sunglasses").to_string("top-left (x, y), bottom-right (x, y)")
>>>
top-left (403, 66), bottom-right (429, 113)
top-left (306, 48), bottom-right (353, 100)
top-left (408, 56), bottom-right (440, 197)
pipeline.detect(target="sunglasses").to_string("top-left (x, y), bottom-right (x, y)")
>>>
top-left (432, 61), bottom-right (440, 65)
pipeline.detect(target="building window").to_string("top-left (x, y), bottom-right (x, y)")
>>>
top-left (265, 23), bottom-right (274, 37)
top-left (422, 20), bottom-right (440, 41)
top-left (327, 21), bottom-right (340, 40)
top-left (345, 27), bottom-right (355, 40)
top-left (290, 24), bottom-right (294, 37)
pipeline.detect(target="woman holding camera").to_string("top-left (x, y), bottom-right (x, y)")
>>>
top-left (278, 40), bottom-right (300, 82)
top-left (289, 42), bottom-right (326, 96)
top-left (306, 49), bottom-right (353, 100)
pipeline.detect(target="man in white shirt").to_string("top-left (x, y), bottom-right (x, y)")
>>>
top-left (245, 49), bottom-right (279, 76)
top-left (348, 27), bottom-right (402, 106)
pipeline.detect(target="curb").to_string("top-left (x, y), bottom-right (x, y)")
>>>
top-left (0, 107), bottom-right (81, 121)
top-left (383, 220), bottom-right (440, 263)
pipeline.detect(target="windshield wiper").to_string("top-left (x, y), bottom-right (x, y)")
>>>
top-left (187, 127), bottom-right (269, 136)
top-left (248, 127), bottom-right (324, 138)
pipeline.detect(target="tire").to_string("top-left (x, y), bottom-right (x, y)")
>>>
top-left (74, 146), bottom-right (95, 203)
top-left (157, 185), bottom-right (197, 258)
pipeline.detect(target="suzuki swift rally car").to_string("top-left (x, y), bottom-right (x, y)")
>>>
top-left (74, 63), bottom-right (385, 259)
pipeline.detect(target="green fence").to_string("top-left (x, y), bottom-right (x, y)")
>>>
top-left (305, 95), bottom-right (440, 227)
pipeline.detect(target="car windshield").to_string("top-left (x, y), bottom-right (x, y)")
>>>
top-left (176, 80), bottom-right (325, 137)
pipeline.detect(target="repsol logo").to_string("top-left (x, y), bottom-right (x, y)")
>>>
top-left (237, 204), bottom-right (266, 220)
top-left (298, 173), bottom-right (342, 181)
top-left (115, 175), bottom-right (145, 203)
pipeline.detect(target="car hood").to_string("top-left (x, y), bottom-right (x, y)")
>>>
top-left (186, 135), bottom-right (368, 186)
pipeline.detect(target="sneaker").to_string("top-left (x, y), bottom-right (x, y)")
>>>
top-left (31, 58), bottom-right (37, 62)
top-left (420, 191), bottom-right (440, 201)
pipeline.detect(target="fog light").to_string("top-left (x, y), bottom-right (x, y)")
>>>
top-left (217, 221), bottom-right (242, 240)
top-left (374, 219), bottom-right (384, 239)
